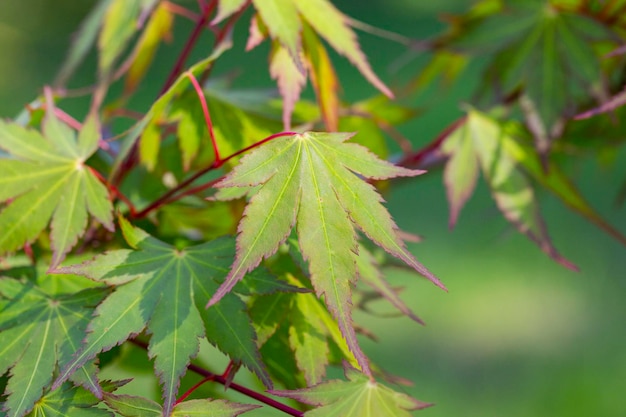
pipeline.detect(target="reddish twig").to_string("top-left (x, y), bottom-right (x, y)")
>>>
top-left (175, 375), bottom-right (215, 404)
top-left (397, 116), bottom-right (467, 168)
top-left (132, 131), bottom-right (297, 219)
top-left (129, 339), bottom-right (303, 417)
top-left (160, 0), bottom-right (216, 95)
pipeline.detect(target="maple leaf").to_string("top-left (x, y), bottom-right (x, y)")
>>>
top-left (208, 132), bottom-right (445, 375)
top-left (0, 111), bottom-right (114, 269)
top-left (450, 2), bottom-right (610, 153)
top-left (22, 380), bottom-right (126, 417)
top-left (103, 393), bottom-right (259, 417)
top-left (52, 217), bottom-right (282, 416)
top-left (442, 110), bottom-right (578, 270)
top-left (271, 363), bottom-right (431, 417)
top-left (241, 0), bottom-right (391, 126)
top-left (0, 277), bottom-right (108, 417)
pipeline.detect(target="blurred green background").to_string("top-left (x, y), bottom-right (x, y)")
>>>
top-left (1, 1), bottom-right (625, 416)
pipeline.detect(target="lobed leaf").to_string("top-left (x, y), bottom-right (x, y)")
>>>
top-left (442, 110), bottom-right (578, 270)
top-left (271, 363), bottom-right (431, 417)
top-left (0, 278), bottom-right (108, 417)
top-left (0, 110), bottom-right (113, 269)
top-left (52, 218), bottom-right (271, 416)
top-left (208, 132), bottom-right (444, 376)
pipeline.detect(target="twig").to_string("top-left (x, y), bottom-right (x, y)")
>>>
top-left (129, 339), bottom-right (303, 417)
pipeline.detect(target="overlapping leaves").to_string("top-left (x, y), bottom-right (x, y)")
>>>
top-left (448, 0), bottom-right (612, 152)
top-left (271, 363), bottom-right (431, 417)
top-left (0, 277), bottom-right (108, 416)
top-left (209, 131), bottom-right (446, 376)
top-left (442, 109), bottom-right (626, 267)
top-left (0, 110), bottom-right (113, 268)
top-left (220, 0), bottom-right (392, 127)
top-left (52, 217), bottom-right (290, 416)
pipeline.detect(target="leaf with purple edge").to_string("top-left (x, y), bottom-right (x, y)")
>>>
top-left (463, 110), bottom-right (578, 270)
top-left (207, 132), bottom-right (445, 376)
top-left (270, 363), bottom-right (432, 417)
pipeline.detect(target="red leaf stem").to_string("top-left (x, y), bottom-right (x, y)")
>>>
top-left (397, 116), bottom-right (467, 169)
top-left (129, 339), bottom-right (303, 416)
top-left (88, 167), bottom-right (137, 217)
top-left (185, 71), bottom-right (221, 162)
top-left (175, 375), bottom-right (215, 405)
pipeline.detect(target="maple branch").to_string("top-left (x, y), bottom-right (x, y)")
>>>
top-left (129, 339), bottom-right (303, 417)
top-left (397, 116), bottom-right (467, 169)
top-left (132, 131), bottom-right (297, 218)
top-left (175, 375), bottom-right (215, 404)
top-left (160, 0), bottom-right (216, 95)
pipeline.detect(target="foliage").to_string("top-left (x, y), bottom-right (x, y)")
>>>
top-left (1, 0), bottom-right (625, 416)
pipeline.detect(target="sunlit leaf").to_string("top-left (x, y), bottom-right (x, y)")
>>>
top-left (294, 0), bottom-right (392, 98)
top-left (111, 40), bottom-right (232, 178)
top-left (302, 23), bottom-right (339, 131)
top-left (251, 0), bottom-right (302, 69)
top-left (52, 218), bottom-right (272, 416)
top-left (0, 110), bottom-right (113, 268)
top-left (270, 43), bottom-right (306, 130)
top-left (0, 277), bottom-right (107, 417)
top-left (271, 363), bottom-right (431, 416)
top-left (207, 131), bottom-right (445, 375)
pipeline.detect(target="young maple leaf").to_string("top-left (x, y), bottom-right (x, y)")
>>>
top-left (208, 131), bottom-right (446, 375)
top-left (0, 277), bottom-right (108, 417)
top-left (52, 218), bottom-right (294, 416)
top-left (270, 363), bottom-right (432, 417)
top-left (0, 112), bottom-right (113, 269)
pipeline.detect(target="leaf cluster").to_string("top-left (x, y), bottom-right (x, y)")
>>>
top-left (1, 0), bottom-right (626, 416)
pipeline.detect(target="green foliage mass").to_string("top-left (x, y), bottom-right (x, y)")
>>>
top-left (1, 0), bottom-right (625, 416)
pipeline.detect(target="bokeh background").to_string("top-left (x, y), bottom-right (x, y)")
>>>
top-left (1, 1), bottom-right (625, 416)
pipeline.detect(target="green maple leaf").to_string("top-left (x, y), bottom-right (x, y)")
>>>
top-left (0, 277), bottom-right (108, 417)
top-left (52, 217), bottom-right (277, 416)
top-left (0, 110), bottom-right (114, 269)
top-left (271, 363), bottom-right (431, 417)
top-left (450, 1), bottom-right (610, 150)
top-left (23, 380), bottom-right (126, 417)
top-left (208, 131), bottom-right (446, 375)
top-left (103, 393), bottom-right (259, 417)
